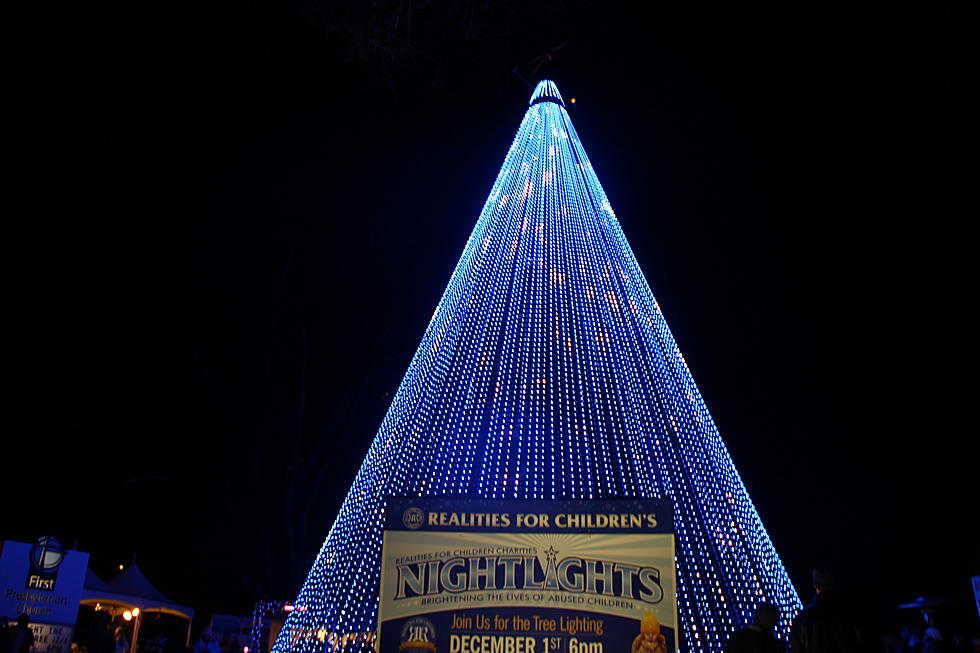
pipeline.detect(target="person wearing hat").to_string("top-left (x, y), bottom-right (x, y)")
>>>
top-left (725, 603), bottom-right (785, 652)
top-left (790, 566), bottom-right (864, 652)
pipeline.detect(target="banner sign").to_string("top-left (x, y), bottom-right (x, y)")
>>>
top-left (0, 538), bottom-right (89, 653)
top-left (378, 498), bottom-right (678, 653)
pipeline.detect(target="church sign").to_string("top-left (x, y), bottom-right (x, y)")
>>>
top-left (378, 498), bottom-right (678, 653)
top-left (0, 538), bottom-right (89, 653)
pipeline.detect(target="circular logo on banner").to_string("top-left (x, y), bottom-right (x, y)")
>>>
top-left (30, 536), bottom-right (66, 571)
top-left (399, 617), bottom-right (436, 653)
top-left (402, 507), bottom-right (424, 530)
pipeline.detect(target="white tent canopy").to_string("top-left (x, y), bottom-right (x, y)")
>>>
top-left (81, 563), bottom-right (194, 621)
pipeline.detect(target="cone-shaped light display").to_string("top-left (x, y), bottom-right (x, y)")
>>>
top-left (274, 81), bottom-right (801, 652)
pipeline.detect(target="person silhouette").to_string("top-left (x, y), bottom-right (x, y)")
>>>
top-left (3, 615), bottom-right (36, 653)
top-left (790, 566), bottom-right (863, 652)
top-left (192, 628), bottom-right (220, 653)
top-left (726, 603), bottom-right (784, 652)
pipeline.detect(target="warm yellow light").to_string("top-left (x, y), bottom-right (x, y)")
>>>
top-left (119, 564), bottom-right (124, 570)
top-left (132, 608), bottom-right (140, 617)
top-left (570, 97), bottom-right (576, 104)
top-left (123, 611), bottom-right (133, 621)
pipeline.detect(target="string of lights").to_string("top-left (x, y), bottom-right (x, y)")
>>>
top-left (273, 80), bottom-right (801, 653)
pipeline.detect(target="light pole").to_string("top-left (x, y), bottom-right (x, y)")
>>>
top-left (123, 607), bottom-right (142, 653)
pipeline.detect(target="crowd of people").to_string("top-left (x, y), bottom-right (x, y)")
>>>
top-left (0, 616), bottom-right (35, 653)
top-left (3, 573), bottom-right (978, 653)
top-left (70, 616), bottom-right (239, 653)
top-left (725, 567), bottom-right (980, 652)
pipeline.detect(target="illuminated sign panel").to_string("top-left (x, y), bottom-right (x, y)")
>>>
top-left (0, 538), bottom-right (89, 653)
top-left (378, 499), bottom-right (678, 653)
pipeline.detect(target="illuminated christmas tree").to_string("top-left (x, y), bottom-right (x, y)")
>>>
top-left (273, 80), bottom-right (800, 652)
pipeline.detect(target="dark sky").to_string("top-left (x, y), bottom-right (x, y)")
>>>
top-left (7, 0), bottom-right (977, 625)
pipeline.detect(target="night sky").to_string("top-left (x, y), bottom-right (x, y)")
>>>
top-left (7, 0), bottom-right (976, 626)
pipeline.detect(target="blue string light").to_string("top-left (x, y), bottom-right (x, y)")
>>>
top-left (273, 80), bottom-right (801, 653)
